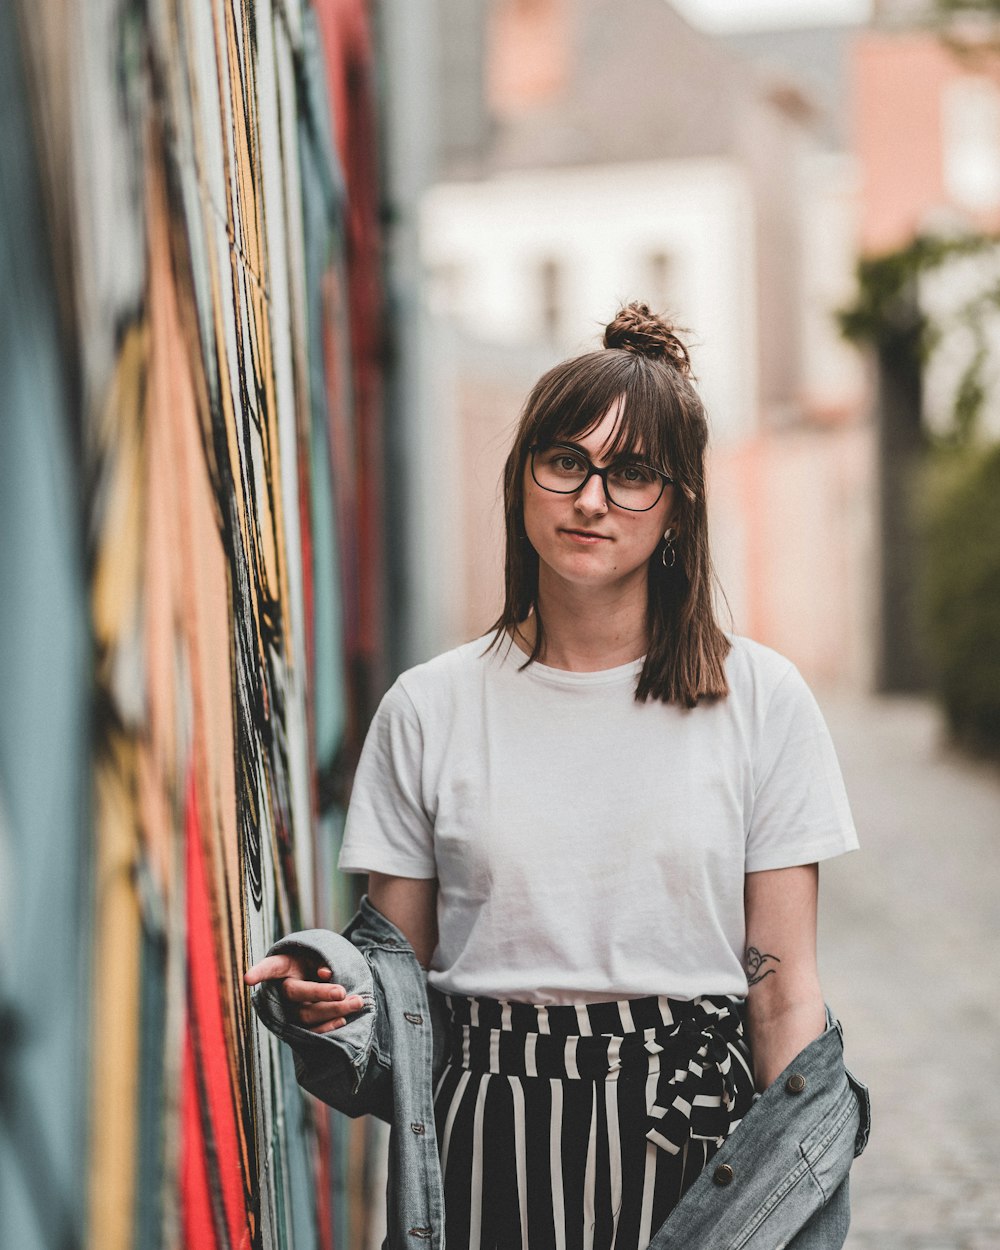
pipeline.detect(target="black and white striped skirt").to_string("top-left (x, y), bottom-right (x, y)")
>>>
top-left (434, 992), bottom-right (757, 1250)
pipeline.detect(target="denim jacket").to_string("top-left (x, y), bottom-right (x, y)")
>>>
top-left (252, 895), bottom-right (870, 1250)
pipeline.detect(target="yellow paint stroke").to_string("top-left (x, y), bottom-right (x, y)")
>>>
top-left (88, 322), bottom-right (149, 1250)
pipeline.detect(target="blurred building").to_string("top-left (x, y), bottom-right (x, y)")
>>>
top-left (853, 6), bottom-right (1000, 689)
top-left (419, 0), bottom-right (874, 690)
top-left (859, 25), bottom-right (1000, 252)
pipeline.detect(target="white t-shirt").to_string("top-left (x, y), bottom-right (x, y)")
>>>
top-left (338, 634), bottom-right (858, 1004)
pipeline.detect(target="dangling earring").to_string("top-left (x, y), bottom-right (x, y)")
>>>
top-left (660, 528), bottom-right (677, 569)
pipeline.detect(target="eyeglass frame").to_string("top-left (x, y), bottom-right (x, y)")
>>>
top-left (528, 442), bottom-right (677, 512)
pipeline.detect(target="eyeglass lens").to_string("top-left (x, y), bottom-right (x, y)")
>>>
top-left (531, 446), bottom-right (667, 510)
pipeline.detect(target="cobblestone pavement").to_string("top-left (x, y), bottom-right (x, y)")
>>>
top-left (816, 695), bottom-right (1000, 1250)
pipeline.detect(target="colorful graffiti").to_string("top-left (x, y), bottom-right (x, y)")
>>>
top-left (0, 1), bottom-right (385, 1247)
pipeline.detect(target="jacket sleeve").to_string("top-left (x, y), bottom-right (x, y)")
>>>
top-left (250, 929), bottom-right (394, 1123)
top-left (783, 1176), bottom-right (852, 1248)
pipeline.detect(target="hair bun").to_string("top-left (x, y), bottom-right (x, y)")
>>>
top-left (603, 302), bottom-right (692, 376)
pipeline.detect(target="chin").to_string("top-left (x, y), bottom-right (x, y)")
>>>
top-left (543, 554), bottom-right (629, 586)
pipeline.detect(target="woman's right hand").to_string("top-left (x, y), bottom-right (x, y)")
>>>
top-left (244, 951), bottom-right (365, 1034)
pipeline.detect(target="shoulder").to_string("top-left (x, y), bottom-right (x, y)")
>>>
top-left (723, 634), bottom-right (800, 705)
top-left (723, 637), bottom-right (837, 776)
top-left (386, 634), bottom-right (497, 718)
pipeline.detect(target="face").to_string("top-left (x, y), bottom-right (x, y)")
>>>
top-left (521, 400), bottom-right (677, 598)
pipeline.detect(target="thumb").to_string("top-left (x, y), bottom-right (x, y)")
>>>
top-left (244, 952), bottom-right (304, 986)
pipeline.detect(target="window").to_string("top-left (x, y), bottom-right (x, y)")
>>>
top-left (943, 76), bottom-right (1000, 212)
top-left (538, 256), bottom-right (564, 342)
top-left (427, 262), bottom-right (467, 319)
top-left (644, 250), bottom-right (674, 313)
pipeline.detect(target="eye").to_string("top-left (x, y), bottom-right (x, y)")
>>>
top-left (612, 462), bottom-right (658, 485)
top-left (542, 447), bottom-right (586, 474)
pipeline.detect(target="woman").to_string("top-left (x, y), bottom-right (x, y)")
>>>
top-left (246, 303), bottom-right (861, 1248)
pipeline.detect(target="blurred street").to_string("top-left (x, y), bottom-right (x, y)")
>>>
top-left (6, 0), bottom-right (1000, 1244)
top-left (817, 694), bottom-right (1000, 1249)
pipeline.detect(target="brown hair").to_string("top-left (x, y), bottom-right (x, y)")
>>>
top-left (489, 302), bottom-right (731, 707)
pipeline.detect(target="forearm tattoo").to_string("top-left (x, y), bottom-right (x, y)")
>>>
top-left (745, 946), bottom-right (781, 986)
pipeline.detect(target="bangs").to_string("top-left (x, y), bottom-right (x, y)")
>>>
top-left (531, 352), bottom-right (685, 478)
top-left (494, 326), bottom-right (726, 706)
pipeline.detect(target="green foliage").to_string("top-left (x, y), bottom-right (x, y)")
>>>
top-left (952, 343), bottom-right (989, 444)
top-left (837, 250), bottom-right (923, 358)
top-left (838, 233), bottom-right (1000, 443)
top-left (930, 0), bottom-right (1000, 58)
top-left (934, 0), bottom-right (1000, 18)
top-left (918, 442), bottom-right (1000, 752)
top-left (838, 234), bottom-right (990, 350)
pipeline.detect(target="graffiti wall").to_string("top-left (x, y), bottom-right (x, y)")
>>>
top-left (0, 1), bottom-right (386, 1247)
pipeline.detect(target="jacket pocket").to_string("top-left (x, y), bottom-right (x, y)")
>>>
top-left (844, 1063), bottom-right (870, 1157)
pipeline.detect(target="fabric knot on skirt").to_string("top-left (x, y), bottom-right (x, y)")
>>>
top-left (442, 991), bottom-right (756, 1158)
top-left (642, 1001), bottom-right (754, 1155)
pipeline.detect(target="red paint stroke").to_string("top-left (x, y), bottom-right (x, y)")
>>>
top-left (181, 1025), bottom-right (219, 1250)
top-left (182, 765), bottom-right (252, 1249)
top-left (314, 0), bottom-right (385, 691)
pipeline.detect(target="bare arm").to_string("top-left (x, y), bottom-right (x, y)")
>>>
top-left (743, 863), bottom-right (826, 1091)
top-left (368, 872), bottom-right (439, 969)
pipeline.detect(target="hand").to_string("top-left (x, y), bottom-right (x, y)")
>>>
top-left (244, 951), bottom-right (365, 1035)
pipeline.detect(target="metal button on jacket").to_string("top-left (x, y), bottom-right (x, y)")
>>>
top-left (713, 1163), bottom-right (734, 1187)
top-left (785, 1072), bottom-right (807, 1094)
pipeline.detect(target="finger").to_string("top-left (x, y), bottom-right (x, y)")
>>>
top-left (282, 978), bottom-right (354, 1005)
top-left (244, 953), bottom-right (302, 985)
top-left (311, 1018), bottom-right (347, 1035)
top-left (317, 967), bottom-right (333, 980)
top-left (294, 990), bottom-right (365, 1017)
top-left (298, 999), bottom-right (364, 1026)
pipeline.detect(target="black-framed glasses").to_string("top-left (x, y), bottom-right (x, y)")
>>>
top-left (529, 443), bottom-right (676, 512)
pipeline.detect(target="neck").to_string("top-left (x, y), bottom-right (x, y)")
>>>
top-left (515, 567), bottom-right (650, 671)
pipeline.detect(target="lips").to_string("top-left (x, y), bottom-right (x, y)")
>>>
top-left (560, 528), bottom-right (611, 542)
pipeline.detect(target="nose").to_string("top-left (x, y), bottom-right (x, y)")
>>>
top-left (574, 471), bottom-right (609, 517)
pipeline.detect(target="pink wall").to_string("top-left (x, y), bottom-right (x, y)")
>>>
top-left (489, 0), bottom-right (570, 114)
top-left (855, 31), bottom-right (1000, 255)
top-left (712, 426), bottom-right (876, 691)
